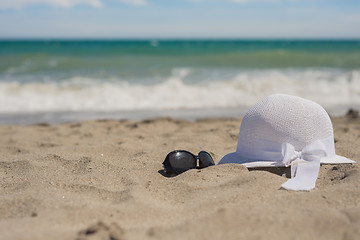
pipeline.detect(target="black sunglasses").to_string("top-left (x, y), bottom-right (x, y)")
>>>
top-left (162, 150), bottom-right (215, 175)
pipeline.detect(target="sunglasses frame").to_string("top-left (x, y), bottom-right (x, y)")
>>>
top-left (162, 150), bottom-right (214, 175)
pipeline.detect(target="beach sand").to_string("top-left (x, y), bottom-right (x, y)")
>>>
top-left (0, 116), bottom-right (359, 240)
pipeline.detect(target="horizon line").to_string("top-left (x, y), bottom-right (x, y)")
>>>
top-left (1, 37), bottom-right (360, 41)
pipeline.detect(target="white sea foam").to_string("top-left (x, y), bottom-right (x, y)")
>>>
top-left (1, 68), bottom-right (360, 114)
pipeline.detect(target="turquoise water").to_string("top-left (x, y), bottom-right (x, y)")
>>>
top-left (1, 40), bottom-right (360, 81)
top-left (0, 40), bottom-right (360, 119)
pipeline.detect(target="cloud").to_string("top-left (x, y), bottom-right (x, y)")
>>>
top-left (0, 0), bottom-right (103, 9)
top-left (118, 0), bottom-right (148, 6)
top-left (0, 0), bottom-right (150, 9)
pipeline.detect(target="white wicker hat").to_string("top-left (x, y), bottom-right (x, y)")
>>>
top-left (218, 94), bottom-right (355, 191)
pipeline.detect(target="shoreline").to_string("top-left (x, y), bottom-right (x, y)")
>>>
top-left (0, 107), bottom-right (247, 125)
top-left (0, 104), bottom-right (358, 125)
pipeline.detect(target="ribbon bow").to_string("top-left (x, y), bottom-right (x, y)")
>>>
top-left (280, 140), bottom-right (328, 191)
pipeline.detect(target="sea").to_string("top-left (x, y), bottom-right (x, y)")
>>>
top-left (1, 40), bottom-right (360, 124)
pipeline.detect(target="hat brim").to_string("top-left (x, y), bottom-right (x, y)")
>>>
top-left (217, 152), bottom-right (355, 168)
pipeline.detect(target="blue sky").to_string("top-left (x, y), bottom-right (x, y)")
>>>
top-left (0, 0), bottom-right (359, 39)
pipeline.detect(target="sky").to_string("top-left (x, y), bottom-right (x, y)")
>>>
top-left (0, 0), bottom-right (359, 39)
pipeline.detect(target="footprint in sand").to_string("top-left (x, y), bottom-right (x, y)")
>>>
top-left (76, 221), bottom-right (125, 240)
top-left (317, 164), bottom-right (358, 187)
top-left (43, 154), bottom-right (92, 174)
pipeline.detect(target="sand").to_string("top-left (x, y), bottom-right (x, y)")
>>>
top-left (0, 116), bottom-right (359, 240)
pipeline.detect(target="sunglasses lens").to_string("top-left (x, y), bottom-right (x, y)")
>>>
top-left (165, 151), bottom-right (197, 174)
top-left (198, 151), bottom-right (215, 168)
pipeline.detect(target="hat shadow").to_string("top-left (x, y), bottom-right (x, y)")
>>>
top-left (248, 167), bottom-right (291, 178)
top-left (159, 167), bottom-right (291, 179)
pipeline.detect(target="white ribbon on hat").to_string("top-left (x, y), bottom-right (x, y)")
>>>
top-left (280, 138), bottom-right (329, 191)
top-left (224, 136), bottom-right (339, 191)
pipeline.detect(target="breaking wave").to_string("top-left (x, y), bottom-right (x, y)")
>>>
top-left (1, 68), bottom-right (360, 114)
